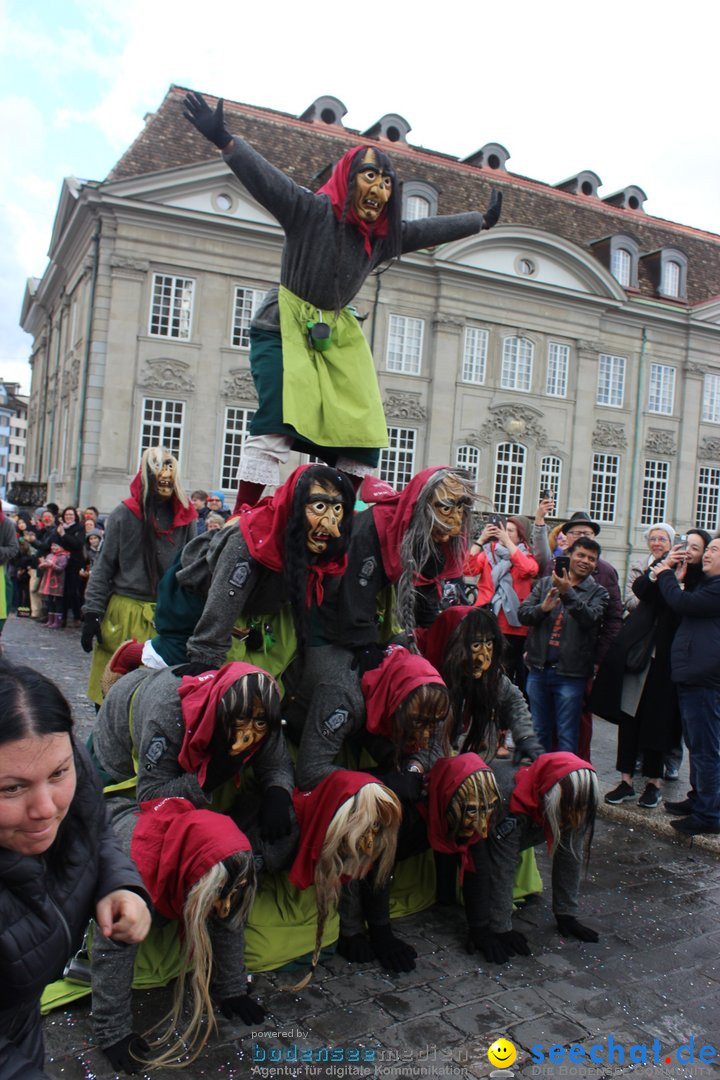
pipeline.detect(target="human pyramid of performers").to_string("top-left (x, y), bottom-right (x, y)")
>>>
top-left (71, 94), bottom-right (599, 1074)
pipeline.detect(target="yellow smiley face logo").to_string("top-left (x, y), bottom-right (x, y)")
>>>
top-left (488, 1038), bottom-right (517, 1069)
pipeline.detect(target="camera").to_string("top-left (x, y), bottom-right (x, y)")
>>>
top-left (540, 487), bottom-right (554, 501)
top-left (554, 555), bottom-right (570, 576)
top-left (677, 534), bottom-right (688, 551)
top-left (487, 513), bottom-right (505, 528)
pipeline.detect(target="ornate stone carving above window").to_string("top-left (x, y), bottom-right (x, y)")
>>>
top-left (221, 370), bottom-right (258, 402)
top-left (470, 403), bottom-right (547, 446)
top-left (684, 361), bottom-right (707, 377)
top-left (110, 255), bottom-right (151, 273)
top-left (138, 358), bottom-right (195, 393)
top-left (383, 391), bottom-right (426, 421)
top-left (645, 429), bottom-right (677, 457)
top-left (698, 436), bottom-right (720, 461)
top-left (592, 420), bottom-right (628, 449)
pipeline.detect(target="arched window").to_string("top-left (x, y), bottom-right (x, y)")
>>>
top-left (539, 456), bottom-right (562, 504)
top-left (494, 442), bottom-right (526, 514)
top-left (405, 195), bottom-right (431, 221)
top-left (662, 260), bottom-right (681, 298)
top-left (611, 247), bottom-right (631, 287)
top-left (456, 444), bottom-right (480, 487)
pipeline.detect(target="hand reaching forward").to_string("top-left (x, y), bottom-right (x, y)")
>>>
top-left (96, 889), bottom-right (151, 944)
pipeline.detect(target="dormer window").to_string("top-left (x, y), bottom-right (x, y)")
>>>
top-left (640, 246), bottom-right (688, 301)
top-left (590, 234), bottom-right (640, 289)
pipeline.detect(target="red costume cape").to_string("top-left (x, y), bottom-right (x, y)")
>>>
top-left (361, 644), bottom-right (445, 738)
top-left (176, 660), bottom-right (272, 786)
top-left (360, 467), bottom-right (465, 584)
top-left (289, 770), bottom-right (380, 890)
top-left (421, 752), bottom-right (492, 881)
top-left (131, 797), bottom-right (251, 921)
top-left (416, 605), bottom-right (474, 671)
top-left (122, 469), bottom-right (197, 533)
top-left (316, 145), bottom-right (389, 257)
top-left (510, 752), bottom-right (595, 851)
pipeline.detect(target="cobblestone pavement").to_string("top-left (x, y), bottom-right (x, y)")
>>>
top-left (3, 615), bottom-right (720, 1080)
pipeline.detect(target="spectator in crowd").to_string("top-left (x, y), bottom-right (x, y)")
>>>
top-left (593, 525), bottom-right (688, 809)
top-left (519, 538), bottom-right (608, 754)
top-left (530, 506), bottom-right (622, 759)
top-left (624, 523), bottom-right (675, 614)
top-left (205, 491), bottom-right (230, 521)
top-left (205, 511), bottom-right (225, 531)
top-left (53, 507), bottom-right (87, 627)
top-left (0, 507), bottom-right (19, 649)
top-left (464, 513), bottom-right (538, 713)
top-left (38, 542), bottom-right (69, 629)
top-left (653, 536), bottom-right (720, 835)
top-left (190, 490), bottom-right (210, 533)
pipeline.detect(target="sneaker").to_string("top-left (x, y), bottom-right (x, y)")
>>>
top-left (670, 815), bottom-right (720, 836)
top-left (604, 781), bottom-right (635, 805)
top-left (664, 767), bottom-right (680, 781)
top-left (638, 783), bottom-right (662, 809)
top-left (664, 798), bottom-right (694, 816)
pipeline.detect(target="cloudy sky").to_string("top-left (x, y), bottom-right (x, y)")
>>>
top-left (2, 0), bottom-right (718, 393)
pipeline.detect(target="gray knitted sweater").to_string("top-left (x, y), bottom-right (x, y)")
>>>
top-left (222, 136), bottom-right (484, 331)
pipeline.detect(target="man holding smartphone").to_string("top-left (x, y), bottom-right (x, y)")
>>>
top-left (518, 538), bottom-right (609, 754)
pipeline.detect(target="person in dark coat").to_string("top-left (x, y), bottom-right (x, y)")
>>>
top-left (53, 506), bottom-right (87, 626)
top-left (593, 528), bottom-right (711, 809)
top-left (0, 661), bottom-right (150, 1080)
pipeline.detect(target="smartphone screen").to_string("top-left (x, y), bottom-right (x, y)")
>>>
top-left (554, 555), bottom-right (570, 575)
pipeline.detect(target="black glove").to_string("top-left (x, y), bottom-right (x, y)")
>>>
top-left (259, 786), bottom-right (294, 842)
top-left (183, 91), bottom-right (232, 149)
top-left (556, 914), bottom-right (599, 943)
top-left (368, 924), bottom-right (417, 973)
top-left (336, 932), bottom-right (375, 963)
top-left (513, 735), bottom-right (545, 764)
top-left (80, 613), bottom-right (103, 653)
top-left (102, 1033), bottom-right (151, 1074)
top-left (200, 750), bottom-right (238, 794)
top-left (481, 189), bottom-right (503, 230)
top-left (217, 993), bottom-right (266, 1024)
top-left (378, 770), bottom-right (423, 803)
top-left (174, 660), bottom-right (214, 677)
top-left (496, 929), bottom-right (531, 956)
top-left (466, 925), bottom-right (510, 964)
top-left (350, 643), bottom-right (387, 677)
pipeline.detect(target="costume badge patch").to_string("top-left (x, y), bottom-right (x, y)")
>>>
top-left (322, 708), bottom-right (349, 737)
top-left (228, 559), bottom-right (250, 589)
top-left (144, 734), bottom-right (167, 771)
top-left (358, 556), bottom-right (376, 587)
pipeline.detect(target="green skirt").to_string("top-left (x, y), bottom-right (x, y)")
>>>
top-left (86, 594), bottom-right (157, 705)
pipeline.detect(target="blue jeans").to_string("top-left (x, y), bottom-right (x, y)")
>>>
top-left (526, 668), bottom-right (586, 754)
top-left (676, 684), bottom-right (720, 826)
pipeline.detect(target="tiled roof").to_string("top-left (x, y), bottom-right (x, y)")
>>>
top-left (106, 85), bottom-right (720, 307)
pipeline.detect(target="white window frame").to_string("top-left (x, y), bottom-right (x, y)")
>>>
top-left (221, 406), bottom-right (256, 491)
top-left (640, 459), bottom-right (669, 526)
top-left (231, 286), bottom-right (266, 349)
top-left (386, 314), bottom-right (424, 375)
top-left (149, 274), bottom-right (194, 340)
top-left (546, 342), bottom-right (569, 398)
top-left (405, 195), bottom-right (431, 221)
top-left (695, 467), bottom-right (720, 532)
top-left (647, 363), bottom-right (676, 415)
top-left (662, 260), bottom-right (681, 298)
top-left (702, 373), bottom-right (720, 424)
top-left (539, 455), bottom-right (562, 504)
top-left (590, 453), bottom-right (619, 523)
top-left (501, 336), bottom-right (533, 392)
top-left (597, 353), bottom-right (626, 408)
top-left (379, 426), bottom-right (416, 488)
top-left (462, 327), bottom-right (488, 384)
top-left (139, 397), bottom-right (185, 462)
top-left (493, 442), bottom-right (526, 515)
top-left (455, 444), bottom-right (480, 488)
top-left (611, 247), bottom-right (631, 287)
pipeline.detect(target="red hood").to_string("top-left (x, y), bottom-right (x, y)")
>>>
top-left (289, 771), bottom-right (379, 890)
top-left (361, 644), bottom-right (445, 739)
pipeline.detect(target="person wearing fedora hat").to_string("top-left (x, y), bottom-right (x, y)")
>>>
top-left (530, 503), bottom-right (623, 759)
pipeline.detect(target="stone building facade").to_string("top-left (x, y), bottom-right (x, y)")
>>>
top-left (19, 85), bottom-right (720, 578)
